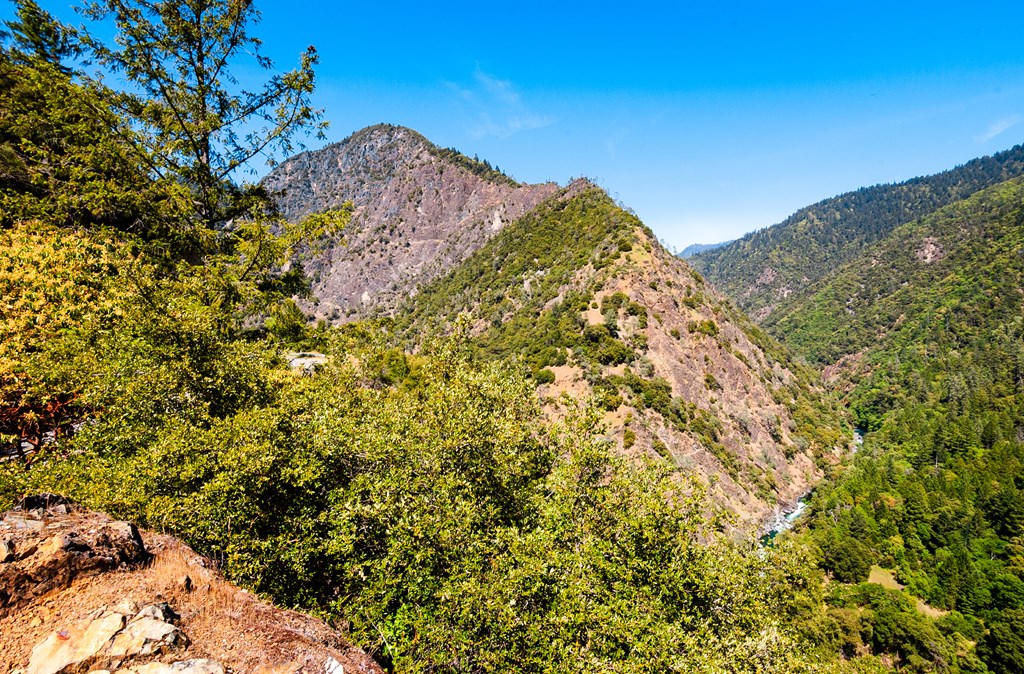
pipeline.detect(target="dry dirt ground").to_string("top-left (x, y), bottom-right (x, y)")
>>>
top-left (867, 565), bottom-right (947, 619)
top-left (1, 497), bottom-right (382, 674)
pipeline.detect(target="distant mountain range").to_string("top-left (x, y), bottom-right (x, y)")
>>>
top-left (678, 240), bottom-right (732, 258)
top-left (766, 176), bottom-right (1024, 368)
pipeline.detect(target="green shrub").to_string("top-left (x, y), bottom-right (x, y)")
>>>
top-left (534, 368), bottom-right (556, 385)
top-left (5, 333), bottom-right (830, 672)
top-left (687, 319), bottom-right (719, 337)
top-left (595, 337), bottom-right (634, 365)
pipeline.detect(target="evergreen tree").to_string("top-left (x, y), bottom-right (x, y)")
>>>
top-left (1, 0), bottom-right (78, 73)
top-left (79, 0), bottom-right (326, 226)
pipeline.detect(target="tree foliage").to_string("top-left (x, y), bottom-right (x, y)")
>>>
top-left (1, 307), bottom-right (839, 671)
top-left (79, 0), bottom-right (326, 224)
top-left (779, 178), bottom-right (1024, 671)
top-left (0, 57), bottom-right (191, 235)
top-left (0, 0), bottom-right (79, 72)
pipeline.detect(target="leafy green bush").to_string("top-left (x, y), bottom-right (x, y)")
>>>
top-left (533, 367), bottom-right (556, 384)
top-left (4, 326), bottom-right (838, 672)
top-left (687, 319), bottom-right (719, 337)
top-left (822, 538), bottom-right (872, 584)
top-left (0, 59), bottom-right (192, 237)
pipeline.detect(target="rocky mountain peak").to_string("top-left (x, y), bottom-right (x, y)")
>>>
top-left (265, 124), bottom-right (433, 220)
top-left (262, 124), bottom-right (561, 321)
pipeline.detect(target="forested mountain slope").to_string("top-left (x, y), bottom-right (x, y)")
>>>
top-left (690, 144), bottom-right (1024, 321)
top-left (774, 177), bottom-right (1024, 672)
top-left (393, 184), bottom-right (847, 522)
top-left (768, 176), bottom-right (1024, 371)
top-left (261, 124), bottom-right (560, 321)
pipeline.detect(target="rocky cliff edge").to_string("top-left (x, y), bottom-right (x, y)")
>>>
top-left (0, 495), bottom-right (382, 674)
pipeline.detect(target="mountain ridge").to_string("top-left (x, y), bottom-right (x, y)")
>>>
top-left (265, 123), bottom-right (847, 523)
top-left (390, 182), bottom-right (847, 522)
top-left (766, 174), bottom-right (1024, 370)
top-left (690, 144), bottom-right (1024, 321)
top-left (679, 240), bottom-right (732, 258)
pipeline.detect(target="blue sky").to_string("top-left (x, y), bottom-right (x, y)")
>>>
top-left (11, 1), bottom-right (1024, 249)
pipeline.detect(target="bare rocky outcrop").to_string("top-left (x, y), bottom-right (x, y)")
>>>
top-left (1, 496), bottom-right (147, 619)
top-left (1, 501), bottom-right (382, 674)
top-left (19, 601), bottom-right (188, 674)
top-left (261, 124), bottom-right (560, 322)
top-left (915, 236), bottom-right (945, 264)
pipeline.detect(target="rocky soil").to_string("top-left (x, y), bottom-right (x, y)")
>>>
top-left (1, 496), bottom-right (381, 674)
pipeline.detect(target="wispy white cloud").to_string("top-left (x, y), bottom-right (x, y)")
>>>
top-left (605, 127), bottom-right (632, 160)
top-left (473, 70), bottom-right (521, 108)
top-left (975, 114), bottom-right (1021, 143)
top-left (446, 67), bottom-right (555, 139)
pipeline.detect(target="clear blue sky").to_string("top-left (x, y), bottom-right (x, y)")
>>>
top-left (12, 1), bottom-right (1024, 249)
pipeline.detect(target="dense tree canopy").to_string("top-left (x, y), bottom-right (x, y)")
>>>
top-left (775, 179), bottom-right (1024, 672)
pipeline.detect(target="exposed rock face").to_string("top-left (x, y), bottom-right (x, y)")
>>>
top-left (1, 501), bottom-right (382, 674)
top-left (914, 236), bottom-right (944, 264)
top-left (261, 124), bottom-right (561, 322)
top-left (1, 499), bottom-right (148, 619)
top-left (21, 602), bottom-right (186, 674)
